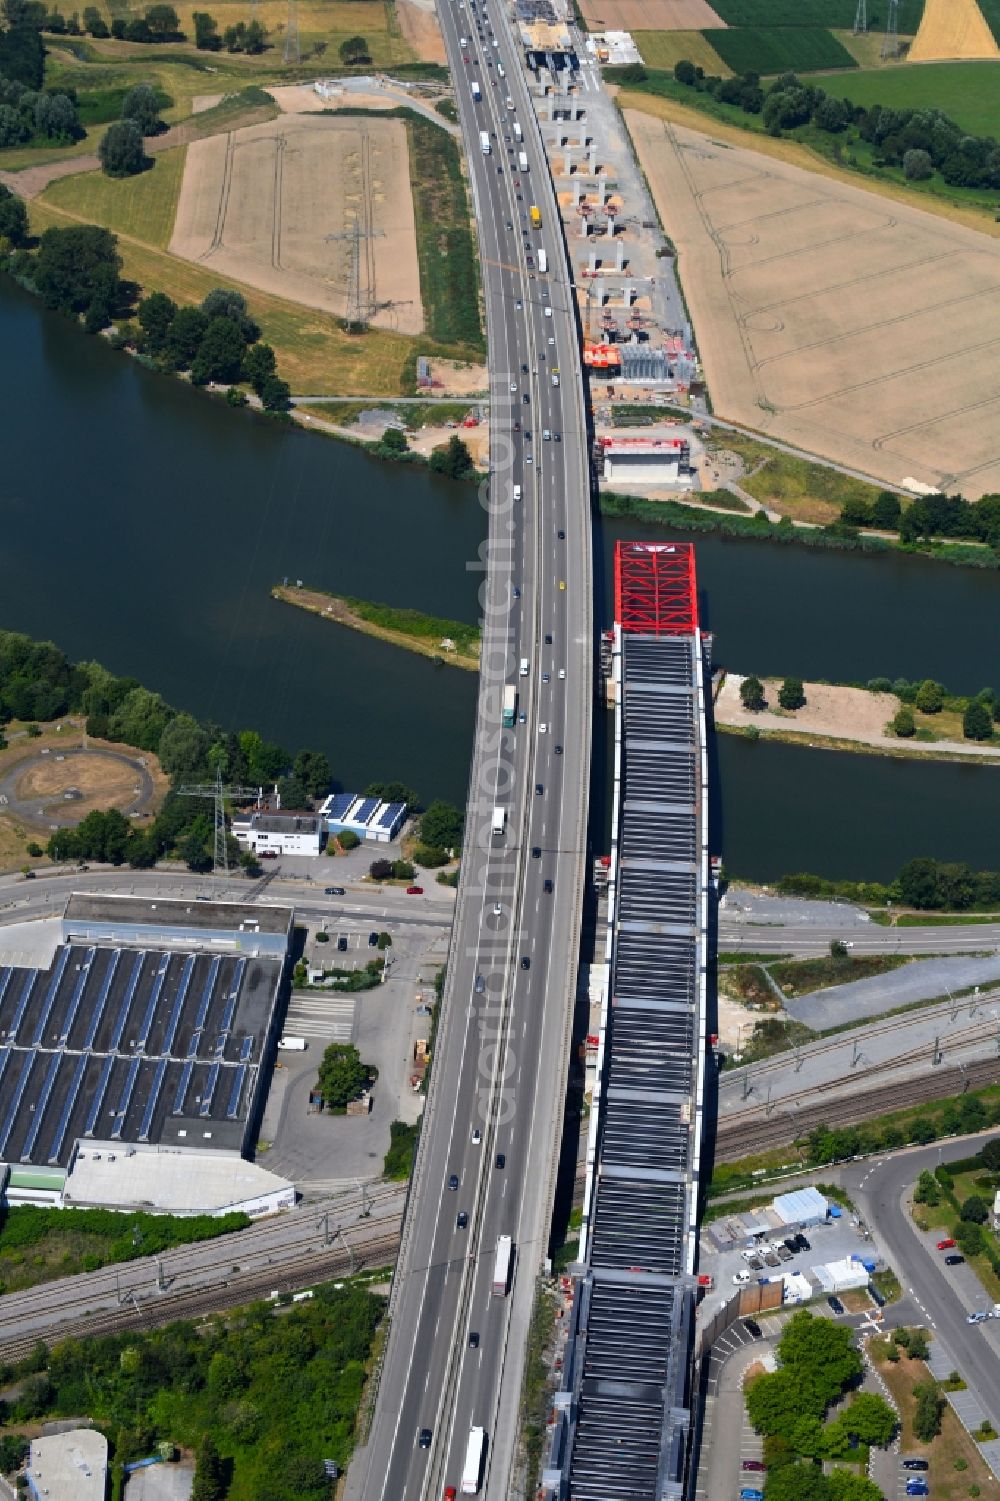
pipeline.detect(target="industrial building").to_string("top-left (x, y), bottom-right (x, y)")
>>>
top-left (0, 895), bottom-right (295, 1215)
top-left (600, 435), bottom-right (691, 486)
top-left (26, 1429), bottom-right (108, 1501)
top-left (231, 810), bottom-right (324, 858)
top-left (319, 792), bottom-right (408, 844)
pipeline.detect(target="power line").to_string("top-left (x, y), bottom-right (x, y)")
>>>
top-left (283, 0), bottom-right (300, 66)
top-left (881, 0), bottom-right (899, 59)
top-left (853, 0), bottom-right (867, 34)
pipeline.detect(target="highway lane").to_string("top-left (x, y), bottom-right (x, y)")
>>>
top-left (718, 920), bottom-right (1000, 956)
top-left (843, 1138), bottom-right (1000, 1433)
top-left (347, 3), bottom-right (590, 1498)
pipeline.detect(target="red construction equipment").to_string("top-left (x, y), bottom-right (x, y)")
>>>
top-left (614, 540), bottom-right (698, 636)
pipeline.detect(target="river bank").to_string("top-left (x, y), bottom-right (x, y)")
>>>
top-left (272, 585), bottom-right (481, 670)
top-left (714, 675), bottom-right (1000, 767)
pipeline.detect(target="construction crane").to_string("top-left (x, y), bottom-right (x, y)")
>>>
top-left (177, 769), bottom-right (263, 879)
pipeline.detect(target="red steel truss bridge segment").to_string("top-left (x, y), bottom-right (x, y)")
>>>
top-left (614, 540), bottom-right (698, 636)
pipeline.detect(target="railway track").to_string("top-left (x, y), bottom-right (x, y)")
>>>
top-left (714, 1055), bottom-right (1000, 1162)
top-left (0, 1227), bottom-right (401, 1363)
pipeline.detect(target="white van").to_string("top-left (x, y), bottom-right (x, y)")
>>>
top-left (513, 483), bottom-right (522, 501)
top-left (519, 657), bottom-right (529, 676)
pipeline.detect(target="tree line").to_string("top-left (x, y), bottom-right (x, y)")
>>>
top-left (774, 856), bottom-right (1000, 910)
top-left (843, 490), bottom-right (1000, 551)
top-left (1, 221), bottom-right (292, 406)
top-left (656, 57), bottom-right (1000, 195)
top-left (4, 0), bottom-right (267, 51)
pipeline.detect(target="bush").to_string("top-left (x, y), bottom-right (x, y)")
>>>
top-left (121, 81), bottom-right (163, 136)
top-left (337, 829), bottom-right (360, 850)
top-left (964, 700), bottom-right (993, 741)
top-left (740, 673), bottom-right (766, 712)
top-left (914, 679), bottom-right (943, 713)
top-left (903, 148), bottom-right (932, 181)
top-left (890, 706), bottom-right (915, 738)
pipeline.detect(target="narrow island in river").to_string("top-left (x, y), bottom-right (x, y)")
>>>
top-left (272, 585), bottom-right (481, 671)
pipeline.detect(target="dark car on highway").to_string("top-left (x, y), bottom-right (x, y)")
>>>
top-left (325, 886), bottom-right (345, 895)
top-left (418, 1429), bottom-right (432, 1449)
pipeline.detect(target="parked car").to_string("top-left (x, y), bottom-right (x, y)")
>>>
top-left (741, 1461), bottom-right (764, 1472)
top-left (936, 1238), bottom-right (956, 1250)
top-left (902, 1460), bottom-right (929, 1472)
top-left (944, 1254), bottom-right (965, 1266)
top-left (406, 885), bottom-right (424, 895)
top-left (368, 930), bottom-right (379, 946)
top-left (827, 1296), bottom-right (845, 1315)
top-left (739, 1489), bottom-right (764, 1501)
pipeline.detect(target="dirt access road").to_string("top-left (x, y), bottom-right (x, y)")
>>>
top-left (626, 110), bottom-right (1000, 498)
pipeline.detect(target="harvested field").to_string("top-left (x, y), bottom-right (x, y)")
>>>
top-left (577, 0), bottom-right (726, 31)
top-left (170, 113), bottom-right (423, 334)
top-left (638, 29), bottom-right (731, 71)
top-left (625, 109), bottom-right (1000, 497)
top-left (908, 0), bottom-right (999, 60)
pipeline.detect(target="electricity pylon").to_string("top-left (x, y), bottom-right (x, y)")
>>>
top-left (178, 770), bottom-right (263, 878)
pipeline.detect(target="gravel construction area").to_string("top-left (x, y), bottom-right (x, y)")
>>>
top-left (783, 953), bottom-right (1000, 1027)
top-left (717, 676), bottom-right (897, 740)
top-left (578, 0), bottom-right (726, 28)
top-left (170, 113), bottom-right (423, 334)
top-left (395, 0), bottom-right (447, 62)
top-left (625, 109), bottom-right (1000, 497)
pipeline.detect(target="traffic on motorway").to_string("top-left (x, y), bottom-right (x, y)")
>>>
top-left (347, 0), bottom-right (591, 1495)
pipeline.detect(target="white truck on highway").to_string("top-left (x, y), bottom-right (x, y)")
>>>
top-left (513, 120), bottom-right (522, 141)
top-left (491, 806), bottom-right (506, 836)
top-left (537, 248), bottom-right (547, 274)
top-left (471, 80), bottom-right (481, 101)
top-left (479, 130), bottom-right (490, 154)
top-left (517, 150), bottom-right (528, 171)
top-left (461, 1426), bottom-right (487, 1493)
top-left (492, 1233), bottom-right (513, 1295)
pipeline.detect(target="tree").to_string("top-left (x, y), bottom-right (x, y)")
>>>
top-left (830, 938), bottom-right (849, 959)
top-left (157, 713), bottom-right (211, 780)
top-left (337, 828), bottom-right (360, 850)
top-left (963, 699), bottom-right (993, 741)
top-left (99, 119), bottom-right (146, 177)
top-left (778, 676), bottom-right (806, 711)
top-left (82, 3), bottom-right (107, 32)
top-left (746, 1368), bottom-right (820, 1438)
top-left (191, 1435), bottom-right (226, 1501)
top-left (890, 706), bottom-right (915, 738)
top-left (903, 148), bottom-right (933, 181)
top-left (108, 686), bottom-right (172, 750)
top-left (740, 674), bottom-right (766, 712)
top-left (364, 780), bottom-right (419, 809)
top-left (276, 773), bottom-right (309, 809)
top-left (912, 1380), bottom-right (944, 1442)
top-left (191, 316), bottom-right (248, 385)
top-left (242, 340), bottom-right (276, 395)
top-left (673, 58), bottom-right (697, 85)
top-left (960, 1194), bottom-right (989, 1224)
top-left (419, 799), bottom-right (464, 851)
top-left (192, 8), bottom-right (220, 47)
top-left (34, 90), bottom-right (78, 139)
top-left (955, 1220), bottom-right (985, 1255)
top-left (873, 491), bottom-right (902, 529)
top-left (429, 434), bottom-right (474, 480)
top-left (338, 33), bottom-right (370, 64)
top-left (0, 182), bottom-right (28, 248)
top-left (164, 305), bottom-right (208, 367)
top-left (180, 829), bottom-right (212, 873)
top-left (316, 1043), bottom-right (376, 1109)
top-left (201, 287), bottom-right (258, 342)
top-left (827, 1473), bottom-right (882, 1501)
top-left (33, 224), bottom-right (122, 316)
top-left (260, 373), bottom-right (291, 412)
top-left (914, 679), bottom-right (943, 713)
top-left (292, 748), bottom-right (332, 798)
top-left (841, 496), bottom-right (872, 526)
top-left (144, 2), bottom-right (182, 38)
top-left (242, 16), bottom-right (265, 51)
top-left (121, 81), bottom-right (163, 136)
top-left (758, 1460), bottom-right (831, 1501)
top-left (839, 1392), bottom-right (896, 1447)
top-left (913, 1169), bottom-right (939, 1206)
top-left (776, 1311), bottom-right (861, 1409)
top-left (981, 1137), bottom-right (1000, 1171)
top-left (377, 426), bottom-right (409, 457)
top-left (138, 290), bottom-right (177, 352)
top-left (369, 858), bottom-right (393, 880)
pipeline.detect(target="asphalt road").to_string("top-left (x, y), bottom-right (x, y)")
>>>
top-left (346, 11), bottom-right (591, 1501)
top-left (718, 918), bottom-right (1000, 956)
top-left (844, 1137), bottom-right (1000, 1434)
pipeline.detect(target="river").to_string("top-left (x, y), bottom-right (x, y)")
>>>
top-left (3, 278), bottom-right (999, 878)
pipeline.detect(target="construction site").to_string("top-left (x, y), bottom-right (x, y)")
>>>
top-left (519, 5), bottom-right (700, 404)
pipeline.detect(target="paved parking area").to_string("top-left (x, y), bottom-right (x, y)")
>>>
top-left (701, 1214), bottom-right (876, 1321)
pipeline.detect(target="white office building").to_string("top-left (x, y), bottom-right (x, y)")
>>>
top-left (231, 810), bottom-right (324, 857)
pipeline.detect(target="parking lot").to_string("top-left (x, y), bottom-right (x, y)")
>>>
top-left (701, 1207), bottom-right (878, 1323)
